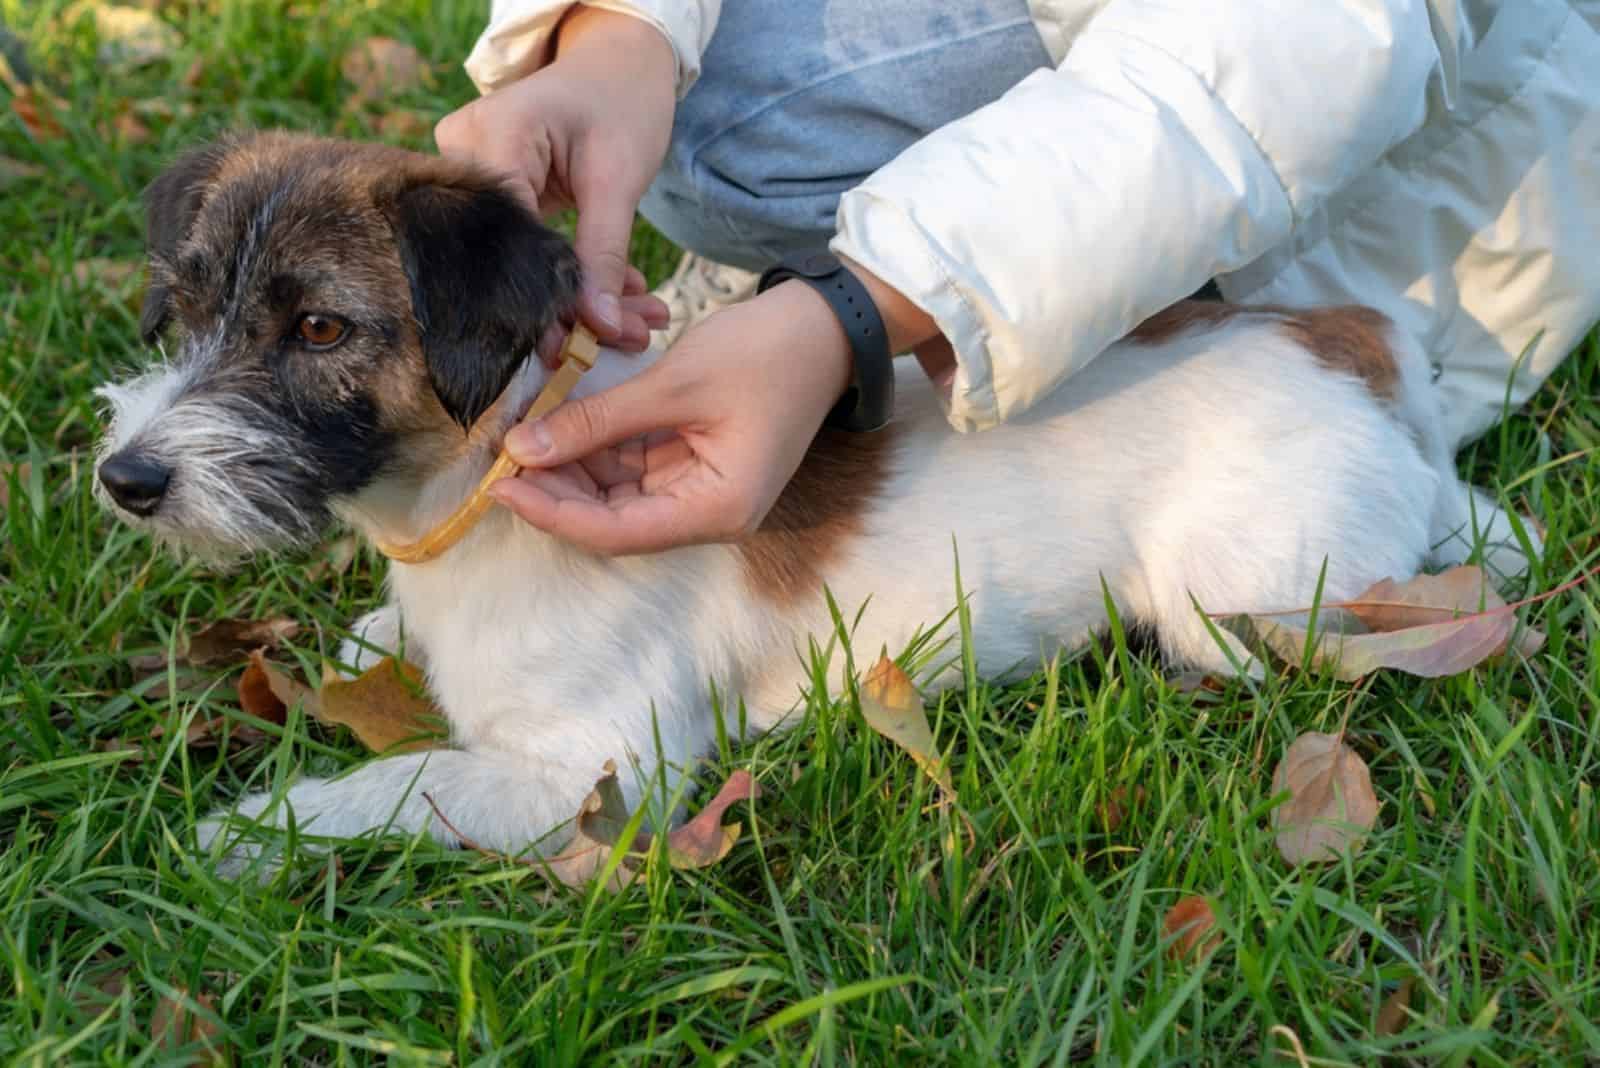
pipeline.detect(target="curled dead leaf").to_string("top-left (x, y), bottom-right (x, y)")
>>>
top-left (183, 617), bottom-right (299, 666)
top-left (1271, 732), bottom-right (1379, 865)
top-left (1347, 566), bottom-right (1544, 658)
top-left (11, 89), bottom-right (65, 141)
top-left (1162, 896), bottom-right (1221, 960)
top-left (237, 651), bottom-right (298, 725)
top-left (859, 653), bottom-right (954, 798)
top-left (665, 769), bottom-right (761, 868)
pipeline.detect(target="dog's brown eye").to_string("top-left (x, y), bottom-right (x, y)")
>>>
top-left (295, 314), bottom-right (349, 349)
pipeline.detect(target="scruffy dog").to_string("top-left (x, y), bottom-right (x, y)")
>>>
top-left (97, 132), bottom-right (1532, 869)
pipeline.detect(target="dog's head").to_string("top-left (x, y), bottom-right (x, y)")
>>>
top-left (95, 131), bottom-right (580, 557)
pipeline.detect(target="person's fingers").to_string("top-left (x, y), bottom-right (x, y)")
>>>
top-left (504, 365), bottom-right (688, 469)
top-left (570, 174), bottom-right (640, 341)
top-left (488, 476), bottom-right (708, 555)
top-left (622, 265), bottom-right (649, 295)
top-left (433, 104), bottom-right (547, 217)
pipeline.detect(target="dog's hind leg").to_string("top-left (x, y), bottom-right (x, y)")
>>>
top-left (198, 748), bottom-right (621, 877)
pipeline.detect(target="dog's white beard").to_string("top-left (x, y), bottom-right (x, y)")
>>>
top-left (96, 365), bottom-right (326, 561)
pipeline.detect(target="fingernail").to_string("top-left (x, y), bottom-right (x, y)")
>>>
top-left (506, 420), bottom-right (553, 464)
top-left (592, 292), bottom-right (622, 333)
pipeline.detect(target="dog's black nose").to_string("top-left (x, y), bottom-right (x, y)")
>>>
top-left (99, 453), bottom-right (171, 516)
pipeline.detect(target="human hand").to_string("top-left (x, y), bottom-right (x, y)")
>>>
top-left (434, 7), bottom-right (675, 349)
top-left (487, 280), bottom-right (856, 555)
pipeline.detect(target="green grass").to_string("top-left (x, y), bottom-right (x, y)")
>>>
top-left (3, 1), bottom-right (1599, 1063)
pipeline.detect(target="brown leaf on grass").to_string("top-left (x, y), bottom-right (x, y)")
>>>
top-left (1271, 732), bottom-right (1379, 865)
top-left (341, 36), bottom-right (430, 103)
top-left (1234, 564), bottom-right (1548, 680)
top-left (665, 769), bottom-right (761, 868)
top-left (151, 985), bottom-right (227, 1065)
top-left (183, 617), bottom-right (299, 666)
top-left (11, 90), bottom-right (64, 141)
top-left (1162, 896), bottom-right (1221, 960)
top-left (859, 654), bottom-right (954, 798)
top-left (180, 55), bottom-right (205, 89)
top-left (544, 759), bottom-right (643, 890)
top-left (1346, 566), bottom-right (1545, 657)
top-left (237, 651), bottom-right (299, 725)
top-left (1376, 977), bottom-right (1417, 1037)
top-left (1099, 785), bottom-right (1148, 833)
top-left (314, 656), bottom-right (447, 754)
top-left (0, 155), bottom-right (46, 186)
top-left (237, 651), bottom-right (441, 753)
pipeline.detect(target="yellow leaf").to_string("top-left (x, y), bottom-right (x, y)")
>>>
top-left (1162, 896), bottom-right (1221, 961)
top-left (859, 654), bottom-right (954, 798)
top-left (315, 656), bottom-right (447, 754)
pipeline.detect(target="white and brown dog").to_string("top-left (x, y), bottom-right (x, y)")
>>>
top-left (96, 132), bottom-right (1534, 869)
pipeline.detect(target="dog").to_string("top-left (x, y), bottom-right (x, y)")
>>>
top-left (96, 132), bottom-right (1535, 870)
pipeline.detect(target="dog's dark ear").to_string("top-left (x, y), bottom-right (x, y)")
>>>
top-left (139, 140), bottom-right (230, 344)
top-left (391, 177), bottom-right (581, 429)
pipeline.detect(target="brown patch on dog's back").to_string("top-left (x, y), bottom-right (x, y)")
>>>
top-left (1128, 300), bottom-right (1399, 399)
top-left (1277, 305), bottom-right (1399, 400)
top-left (739, 427), bottom-right (898, 604)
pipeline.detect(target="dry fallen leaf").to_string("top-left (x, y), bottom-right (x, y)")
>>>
top-left (237, 651), bottom-right (297, 724)
top-left (859, 654), bottom-right (954, 798)
top-left (151, 985), bottom-right (227, 1065)
top-left (1099, 784), bottom-right (1148, 833)
top-left (1376, 977), bottom-right (1417, 1037)
top-left (664, 769), bottom-right (761, 868)
top-left (1271, 732), bottom-right (1379, 865)
top-left (183, 617), bottom-right (299, 666)
top-left (1235, 564), bottom-right (1547, 680)
top-left (1162, 896), bottom-right (1221, 960)
top-left (314, 655), bottom-right (447, 753)
top-left (341, 36), bottom-right (430, 103)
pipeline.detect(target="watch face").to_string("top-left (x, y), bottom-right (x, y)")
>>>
top-left (797, 252), bottom-right (841, 278)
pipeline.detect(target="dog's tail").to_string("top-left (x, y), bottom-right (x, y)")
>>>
top-left (1385, 328), bottom-right (1542, 584)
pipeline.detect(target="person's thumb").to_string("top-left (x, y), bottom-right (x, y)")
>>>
top-left (504, 369), bottom-right (678, 469)
top-left (572, 184), bottom-right (639, 341)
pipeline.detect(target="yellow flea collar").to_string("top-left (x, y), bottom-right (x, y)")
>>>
top-left (374, 325), bottom-right (599, 564)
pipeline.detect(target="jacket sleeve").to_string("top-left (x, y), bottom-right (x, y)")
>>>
top-left (831, 0), bottom-right (1465, 431)
top-left (463, 0), bottom-right (721, 98)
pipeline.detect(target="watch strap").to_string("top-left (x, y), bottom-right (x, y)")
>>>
top-left (757, 252), bottom-right (894, 432)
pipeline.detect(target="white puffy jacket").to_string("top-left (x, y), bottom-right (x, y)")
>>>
top-left (466, 0), bottom-right (1600, 448)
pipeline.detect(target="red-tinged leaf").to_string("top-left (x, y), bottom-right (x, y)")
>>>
top-left (237, 653), bottom-right (295, 725)
top-left (11, 90), bottom-right (64, 141)
top-left (859, 654), bottom-right (954, 798)
top-left (665, 769), bottom-right (761, 868)
top-left (1376, 977), bottom-right (1417, 1037)
top-left (1246, 610), bottom-right (1512, 680)
top-left (1099, 784), bottom-right (1148, 833)
top-left (1345, 565), bottom-right (1545, 657)
top-left (1271, 732), bottom-right (1379, 865)
top-left (1162, 896), bottom-right (1221, 960)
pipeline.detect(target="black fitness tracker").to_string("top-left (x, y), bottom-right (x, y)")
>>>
top-left (756, 251), bottom-right (894, 433)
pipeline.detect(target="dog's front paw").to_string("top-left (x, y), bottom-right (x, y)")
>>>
top-left (336, 603), bottom-right (418, 677)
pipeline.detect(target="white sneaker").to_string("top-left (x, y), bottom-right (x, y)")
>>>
top-left (651, 252), bottom-right (761, 347)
